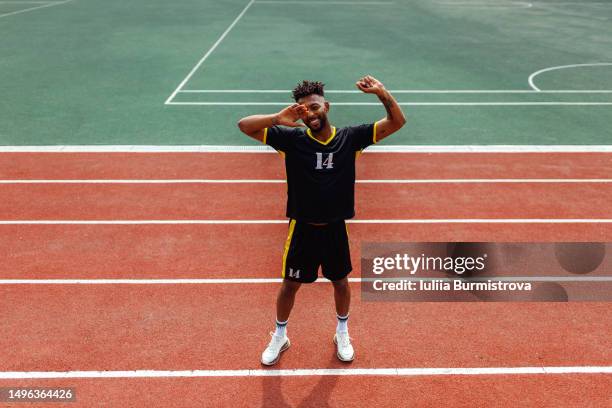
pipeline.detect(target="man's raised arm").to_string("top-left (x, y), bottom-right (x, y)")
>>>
top-left (356, 75), bottom-right (406, 143)
top-left (237, 104), bottom-right (307, 142)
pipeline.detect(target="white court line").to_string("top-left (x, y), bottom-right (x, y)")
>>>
top-left (0, 219), bottom-right (611, 225)
top-left (1, 276), bottom-right (611, 285)
top-left (434, 1), bottom-right (533, 7)
top-left (0, 278), bottom-right (330, 284)
top-left (0, 0), bottom-right (70, 19)
top-left (528, 63), bottom-right (612, 91)
top-left (1, 366), bottom-right (611, 379)
top-left (2, 145), bottom-right (612, 153)
top-left (167, 101), bottom-right (612, 106)
top-left (534, 2), bottom-right (612, 5)
top-left (179, 89), bottom-right (612, 93)
top-left (1, 179), bottom-right (611, 184)
top-left (164, 0), bottom-right (256, 105)
top-left (255, 1), bottom-right (394, 4)
top-left (0, 1), bottom-right (62, 3)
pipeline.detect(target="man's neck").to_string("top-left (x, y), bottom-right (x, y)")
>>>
top-left (310, 123), bottom-right (334, 142)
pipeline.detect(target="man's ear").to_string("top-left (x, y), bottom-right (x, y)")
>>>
top-left (324, 101), bottom-right (330, 112)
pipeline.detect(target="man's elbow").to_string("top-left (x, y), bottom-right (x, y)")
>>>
top-left (237, 119), bottom-right (248, 134)
top-left (392, 116), bottom-right (406, 132)
top-left (397, 114), bottom-right (407, 127)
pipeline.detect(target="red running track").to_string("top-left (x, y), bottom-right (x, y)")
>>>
top-left (0, 183), bottom-right (610, 219)
top-left (0, 285), bottom-right (611, 406)
top-left (2, 285), bottom-right (611, 370)
top-left (1, 375), bottom-right (611, 407)
top-left (1, 224), bottom-right (611, 279)
top-left (1, 152), bottom-right (611, 179)
top-left (1, 152), bottom-right (611, 407)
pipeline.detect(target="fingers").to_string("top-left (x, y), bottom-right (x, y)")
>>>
top-left (356, 75), bottom-right (385, 95)
top-left (356, 78), bottom-right (373, 93)
top-left (286, 103), bottom-right (300, 113)
top-left (366, 75), bottom-right (380, 85)
top-left (295, 105), bottom-right (308, 115)
top-left (358, 75), bottom-right (380, 86)
top-left (286, 103), bottom-right (308, 116)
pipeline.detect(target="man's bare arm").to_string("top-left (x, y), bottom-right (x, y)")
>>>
top-left (237, 104), bottom-right (307, 142)
top-left (356, 75), bottom-right (406, 142)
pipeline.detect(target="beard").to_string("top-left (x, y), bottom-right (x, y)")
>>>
top-left (306, 115), bottom-right (326, 131)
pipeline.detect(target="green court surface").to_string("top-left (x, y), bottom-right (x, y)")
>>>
top-left (1, 0), bottom-right (611, 146)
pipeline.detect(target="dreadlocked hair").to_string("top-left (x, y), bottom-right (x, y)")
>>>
top-left (292, 80), bottom-right (325, 102)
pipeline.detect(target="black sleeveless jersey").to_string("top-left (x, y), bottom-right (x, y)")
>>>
top-left (264, 123), bottom-right (376, 223)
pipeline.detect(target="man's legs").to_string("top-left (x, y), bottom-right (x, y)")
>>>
top-left (332, 276), bottom-right (354, 362)
top-left (261, 279), bottom-right (302, 366)
top-left (277, 279), bottom-right (302, 322)
top-left (332, 276), bottom-right (350, 317)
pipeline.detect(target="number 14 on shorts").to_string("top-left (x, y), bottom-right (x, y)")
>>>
top-left (288, 268), bottom-right (301, 279)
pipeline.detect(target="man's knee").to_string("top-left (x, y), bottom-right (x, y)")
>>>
top-left (280, 279), bottom-right (301, 295)
top-left (332, 277), bottom-right (349, 290)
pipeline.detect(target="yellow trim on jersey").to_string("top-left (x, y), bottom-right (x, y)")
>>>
top-left (281, 219), bottom-right (297, 278)
top-left (306, 126), bottom-right (336, 146)
top-left (263, 127), bottom-right (268, 145)
top-left (373, 121), bottom-right (378, 144)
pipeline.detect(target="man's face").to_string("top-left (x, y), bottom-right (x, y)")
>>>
top-left (297, 94), bottom-right (329, 132)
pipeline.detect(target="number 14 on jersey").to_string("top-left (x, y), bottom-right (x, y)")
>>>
top-left (315, 152), bottom-right (334, 170)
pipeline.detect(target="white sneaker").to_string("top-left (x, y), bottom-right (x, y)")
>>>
top-left (261, 332), bottom-right (290, 366)
top-left (333, 332), bottom-right (354, 362)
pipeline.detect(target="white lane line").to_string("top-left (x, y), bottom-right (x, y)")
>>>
top-left (179, 89), bottom-right (612, 93)
top-left (164, 0), bottom-right (256, 105)
top-left (2, 366), bottom-right (611, 379)
top-left (0, 219), bottom-right (610, 225)
top-left (528, 63), bottom-right (612, 91)
top-left (0, 278), bottom-right (334, 284)
top-left (167, 101), bottom-right (612, 106)
top-left (1, 179), bottom-right (611, 184)
top-left (0, 179), bottom-right (292, 184)
top-left (351, 219), bottom-right (612, 224)
top-left (1, 277), bottom-right (610, 285)
top-left (534, 2), bottom-right (612, 5)
top-left (2, 145), bottom-right (612, 153)
top-left (0, 0), bottom-right (70, 19)
top-left (0, 1), bottom-right (62, 3)
top-left (255, 0), bottom-right (394, 3)
top-left (0, 278), bottom-right (354, 284)
top-left (434, 1), bottom-right (533, 8)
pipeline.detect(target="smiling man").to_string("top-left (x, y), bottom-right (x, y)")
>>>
top-left (237, 76), bottom-right (406, 365)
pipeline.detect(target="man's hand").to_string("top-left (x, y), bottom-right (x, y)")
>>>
top-left (237, 103), bottom-right (307, 142)
top-left (356, 75), bottom-right (386, 96)
top-left (275, 103), bottom-right (307, 127)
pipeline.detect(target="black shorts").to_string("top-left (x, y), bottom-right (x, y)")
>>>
top-left (282, 219), bottom-right (352, 283)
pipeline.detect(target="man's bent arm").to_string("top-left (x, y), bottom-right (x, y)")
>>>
top-left (237, 104), bottom-right (307, 142)
top-left (237, 114), bottom-right (278, 142)
top-left (374, 88), bottom-right (406, 142)
top-left (356, 75), bottom-right (406, 143)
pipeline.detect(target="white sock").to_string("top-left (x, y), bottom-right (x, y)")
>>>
top-left (336, 314), bottom-right (349, 334)
top-left (274, 319), bottom-right (288, 337)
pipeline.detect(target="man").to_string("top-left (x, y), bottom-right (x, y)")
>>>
top-left (237, 75), bottom-right (406, 365)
